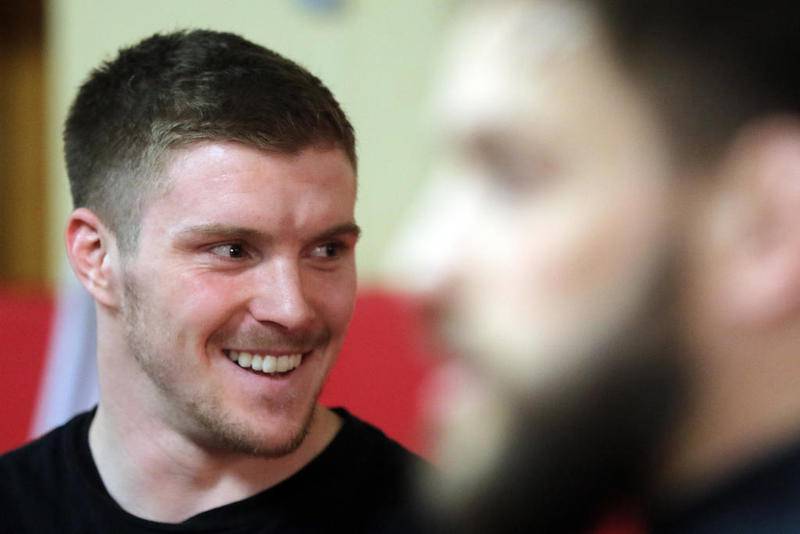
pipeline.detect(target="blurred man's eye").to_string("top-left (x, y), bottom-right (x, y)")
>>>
top-left (484, 159), bottom-right (557, 204)
top-left (469, 136), bottom-right (559, 199)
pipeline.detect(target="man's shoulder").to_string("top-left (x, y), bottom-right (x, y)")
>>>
top-left (2, 408), bottom-right (92, 456)
top-left (329, 407), bottom-right (427, 476)
top-left (273, 407), bottom-right (431, 532)
top-left (647, 436), bottom-right (800, 533)
top-left (0, 410), bottom-right (94, 514)
top-left (0, 410), bottom-right (95, 531)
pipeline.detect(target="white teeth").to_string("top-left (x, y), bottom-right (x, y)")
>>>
top-left (237, 352), bottom-right (252, 368)
top-left (277, 356), bottom-right (290, 372)
top-left (228, 351), bottom-right (303, 374)
top-left (262, 355), bottom-right (277, 373)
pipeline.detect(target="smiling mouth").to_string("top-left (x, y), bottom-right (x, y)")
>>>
top-left (224, 350), bottom-right (305, 375)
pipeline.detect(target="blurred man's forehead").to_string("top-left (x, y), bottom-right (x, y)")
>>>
top-left (436, 0), bottom-right (672, 184)
top-left (436, 0), bottom-right (597, 134)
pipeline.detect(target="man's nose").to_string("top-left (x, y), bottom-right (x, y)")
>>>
top-left (248, 259), bottom-right (315, 331)
top-left (384, 170), bottom-right (481, 312)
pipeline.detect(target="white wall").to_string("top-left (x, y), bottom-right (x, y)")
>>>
top-left (45, 0), bottom-right (454, 284)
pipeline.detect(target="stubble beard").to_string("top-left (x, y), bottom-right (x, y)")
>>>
top-left (120, 273), bottom-right (321, 458)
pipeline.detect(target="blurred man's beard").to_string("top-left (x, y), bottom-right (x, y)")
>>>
top-left (427, 256), bottom-right (688, 534)
top-left (121, 273), bottom-right (316, 458)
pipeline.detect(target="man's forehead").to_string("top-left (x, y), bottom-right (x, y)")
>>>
top-left (153, 142), bottom-right (355, 201)
top-left (437, 0), bottom-right (667, 182)
top-left (165, 141), bottom-right (353, 173)
top-left (138, 141), bottom-right (356, 232)
top-left (436, 0), bottom-right (598, 133)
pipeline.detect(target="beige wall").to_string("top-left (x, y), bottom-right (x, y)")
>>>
top-left (46, 0), bottom-right (453, 284)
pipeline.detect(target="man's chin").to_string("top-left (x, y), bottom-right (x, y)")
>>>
top-left (189, 399), bottom-right (319, 458)
top-left (425, 328), bottom-right (686, 534)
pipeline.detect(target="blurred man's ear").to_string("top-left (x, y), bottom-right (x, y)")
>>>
top-left (65, 208), bottom-right (123, 310)
top-left (715, 117), bottom-right (800, 328)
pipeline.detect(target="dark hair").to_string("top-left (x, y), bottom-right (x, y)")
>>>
top-left (64, 29), bottom-right (356, 254)
top-left (588, 0), bottom-right (800, 165)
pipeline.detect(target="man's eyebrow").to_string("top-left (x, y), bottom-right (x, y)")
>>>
top-left (171, 222), bottom-right (361, 242)
top-left (312, 222), bottom-right (362, 242)
top-left (172, 224), bottom-right (267, 242)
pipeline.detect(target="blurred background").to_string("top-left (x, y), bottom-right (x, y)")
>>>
top-left (0, 0), bottom-right (453, 454)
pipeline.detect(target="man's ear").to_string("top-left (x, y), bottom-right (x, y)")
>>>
top-left (65, 208), bottom-right (122, 309)
top-left (716, 117), bottom-right (800, 328)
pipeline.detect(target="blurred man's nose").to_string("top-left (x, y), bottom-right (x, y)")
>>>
top-left (384, 168), bottom-right (484, 299)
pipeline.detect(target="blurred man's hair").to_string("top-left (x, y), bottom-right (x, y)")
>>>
top-left (64, 29), bottom-right (356, 255)
top-left (589, 0), bottom-right (800, 165)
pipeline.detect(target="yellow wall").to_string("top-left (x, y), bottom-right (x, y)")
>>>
top-left (46, 0), bottom-right (453, 283)
top-left (0, 2), bottom-right (46, 284)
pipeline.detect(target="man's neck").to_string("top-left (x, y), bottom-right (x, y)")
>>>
top-left (88, 401), bottom-right (341, 523)
top-left (655, 330), bottom-right (800, 499)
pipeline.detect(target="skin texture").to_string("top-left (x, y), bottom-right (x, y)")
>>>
top-left (67, 142), bottom-right (359, 521)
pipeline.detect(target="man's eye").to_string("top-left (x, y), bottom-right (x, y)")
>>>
top-left (209, 243), bottom-right (246, 259)
top-left (310, 241), bottom-right (345, 259)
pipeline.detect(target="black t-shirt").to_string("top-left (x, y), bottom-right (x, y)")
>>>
top-left (646, 435), bottom-right (800, 533)
top-left (0, 407), bottom-right (428, 533)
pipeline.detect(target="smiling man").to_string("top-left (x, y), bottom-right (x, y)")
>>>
top-left (0, 30), bottom-right (422, 532)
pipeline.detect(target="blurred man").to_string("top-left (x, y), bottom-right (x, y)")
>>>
top-left (0, 29), bottom-right (422, 532)
top-left (416, 0), bottom-right (800, 532)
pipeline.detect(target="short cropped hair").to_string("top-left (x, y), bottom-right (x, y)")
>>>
top-left (588, 0), bottom-right (800, 165)
top-left (64, 29), bottom-right (356, 254)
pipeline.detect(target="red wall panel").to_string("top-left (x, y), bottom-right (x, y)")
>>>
top-left (0, 287), bottom-right (53, 453)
